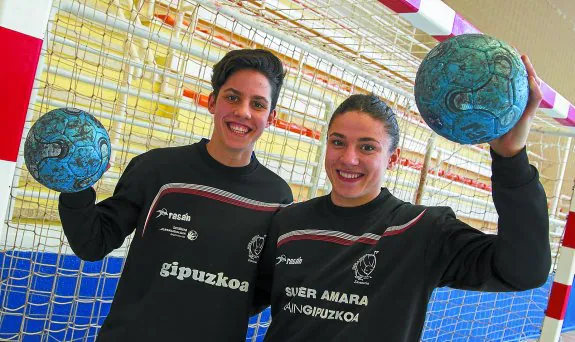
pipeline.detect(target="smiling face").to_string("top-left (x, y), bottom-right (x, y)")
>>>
top-left (325, 110), bottom-right (399, 207)
top-left (207, 69), bottom-right (276, 166)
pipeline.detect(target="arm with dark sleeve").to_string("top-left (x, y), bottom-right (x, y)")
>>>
top-left (58, 156), bottom-right (147, 262)
top-left (251, 215), bottom-right (282, 315)
top-left (426, 147), bottom-right (551, 291)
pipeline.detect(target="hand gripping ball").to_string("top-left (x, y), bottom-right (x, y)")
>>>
top-left (414, 34), bottom-right (529, 144)
top-left (24, 108), bottom-right (111, 193)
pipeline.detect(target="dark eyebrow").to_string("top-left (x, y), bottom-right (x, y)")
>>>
top-left (222, 88), bottom-right (269, 104)
top-left (222, 88), bottom-right (242, 95)
top-left (329, 132), bottom-right (381, 144)
top-left (358, 137), bottom-right (380, 144)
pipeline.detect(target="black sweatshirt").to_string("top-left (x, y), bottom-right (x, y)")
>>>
top-left (259, 148), bottom-right (550, 342)
top-left (59, 139), bottom-right (293, 341)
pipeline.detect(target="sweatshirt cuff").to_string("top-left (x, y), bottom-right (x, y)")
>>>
top-left (59, 188), bottom-right (96, 208)
top-left (490, 147), bottom-right (534, 187)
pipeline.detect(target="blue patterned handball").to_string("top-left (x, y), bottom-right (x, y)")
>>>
top-left (414, 34), bottom-right (529, 144)
top-left (24, 108), bottom-right (111, 193)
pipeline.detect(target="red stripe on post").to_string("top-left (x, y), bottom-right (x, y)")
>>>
top-left (433, 13), bottom-right (482, 42)
top-left (563, 212), bottom-right (575, 248)
top-left (377, 0), bottom-right (421, 13)
top-left (432, 35), bottom-right (452, 43)
top-left (554, 105), bottom-right (575, 127)
top-left (539, 81), bottom-right (556, 109)
top-left (546, 282), bottom-right (572, 320)
top-left (0, 27), bottom-right (43, 162)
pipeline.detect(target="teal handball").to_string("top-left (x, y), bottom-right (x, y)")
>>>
top-left (414, 34), bottom-right (529, 144)
top-left (24, 108), bottom-right (111, 193)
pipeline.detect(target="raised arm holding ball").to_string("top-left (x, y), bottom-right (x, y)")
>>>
top-left (254, 39), bottom-right (549, 342)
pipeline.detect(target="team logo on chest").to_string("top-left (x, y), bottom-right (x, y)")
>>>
top-left (352, 251), bottom-right (379, 285)
top-left (247, 235), bottom-right (266, 264)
